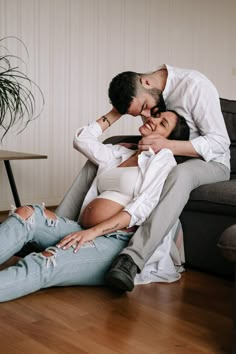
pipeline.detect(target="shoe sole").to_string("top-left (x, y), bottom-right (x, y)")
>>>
top-left (106, 270), bottom-right (134, 291)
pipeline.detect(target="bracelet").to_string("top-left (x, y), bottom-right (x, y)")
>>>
top-left (102, 115), bottom-right (111, 127)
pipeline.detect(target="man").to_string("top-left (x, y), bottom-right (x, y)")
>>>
top-left (105, 64), bottom-right (231, 291)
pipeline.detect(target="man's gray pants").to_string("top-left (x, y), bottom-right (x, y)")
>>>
top-left (121, 158), bottom-right (230, 270)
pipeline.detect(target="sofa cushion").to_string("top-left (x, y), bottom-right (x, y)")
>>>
top-left (220, 98), bottom-right (236, 142)
top-left (186, 179), bottom-right (236, 215)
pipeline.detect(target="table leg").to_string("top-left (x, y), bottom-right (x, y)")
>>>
top-left (4, 160), bottom-right (21, 207)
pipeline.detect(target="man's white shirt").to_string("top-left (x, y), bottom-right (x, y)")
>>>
top-left (160, 64), bottom-right (230, 169)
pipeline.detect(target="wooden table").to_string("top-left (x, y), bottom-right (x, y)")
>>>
top-left (0, 150), bottom-right (47, 207)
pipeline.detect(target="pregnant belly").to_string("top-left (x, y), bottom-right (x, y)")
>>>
top-left (80, 198), bottom-right (124, 228)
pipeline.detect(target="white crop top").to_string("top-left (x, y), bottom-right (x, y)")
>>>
top-left (96, 166), bottom-right (140, 206)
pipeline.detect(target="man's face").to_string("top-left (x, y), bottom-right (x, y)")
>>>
top-left (127, 89), bottom-right (163, 119)
top-left (139, 111), bottom-right (177, 138)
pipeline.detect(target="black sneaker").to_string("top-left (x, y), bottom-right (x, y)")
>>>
top-left (106, 254), bottom-right (138, 291)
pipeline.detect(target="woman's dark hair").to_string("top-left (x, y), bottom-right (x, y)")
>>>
top-left (167, 110), bottom-right (190, 141)
top-left (108, 71), bottom-right (139, 114)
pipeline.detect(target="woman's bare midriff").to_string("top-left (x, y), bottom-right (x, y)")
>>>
top-left (80, 198), bottom-right (138, 233)
top-left (81, 153), bottom-right (140, 230)
top-left (80, 198), bottom-right (125, 228)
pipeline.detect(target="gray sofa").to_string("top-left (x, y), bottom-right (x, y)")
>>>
top-left (180, 98), bottom-right (236, 278)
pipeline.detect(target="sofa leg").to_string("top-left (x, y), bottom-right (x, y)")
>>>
top-left (234, 268), bottom-right (236, 354)
top-left (233, 329), bottom-right (236, 354)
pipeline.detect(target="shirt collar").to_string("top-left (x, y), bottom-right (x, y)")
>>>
top-left (139, 147), bottom-right (155, 158)
top-left (156, 64), bottom-right (172, 101)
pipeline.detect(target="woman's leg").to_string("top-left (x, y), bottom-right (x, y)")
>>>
top-left (0, 234), bottom-right (129, 302)
top-left (0, 205), bottom-right (36, 263)
top-left (0, 204), bottom-right (82, 264)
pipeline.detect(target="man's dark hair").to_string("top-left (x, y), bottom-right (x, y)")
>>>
top-left (108, 71), bottom-right (139, 114)
top-left (167, 110), bottom-right (190, 141)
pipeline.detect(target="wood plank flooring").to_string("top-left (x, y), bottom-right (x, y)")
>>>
top-left (0, 269), bottom-right (233, 353)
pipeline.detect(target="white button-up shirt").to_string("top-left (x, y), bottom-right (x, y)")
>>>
top-left (160, 64), bottom-right (230, 169)
top-left (73, 121), bottom-right (176, 227)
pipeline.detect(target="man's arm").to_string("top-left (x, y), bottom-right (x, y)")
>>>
top-left (188, 83), bottom-right (230, 162)
top-left (138, 134), bottom-right (200, 157)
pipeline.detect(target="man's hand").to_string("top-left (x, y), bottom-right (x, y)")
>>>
top-left (139, 135), bottom-right (200, 157)
top-left (56, 229), bottom-right (97, 253)
top-left (138, 133), bottom-right (170, 153)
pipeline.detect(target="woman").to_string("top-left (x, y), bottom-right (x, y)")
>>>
top-left (0, 109), bottom-right (189, 302)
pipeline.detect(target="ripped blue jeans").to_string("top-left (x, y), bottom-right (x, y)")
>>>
top-left (0, 204), bottom-right (133, 302)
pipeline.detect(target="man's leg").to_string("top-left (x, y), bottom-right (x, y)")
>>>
top-left (55, 160), bottom-right (97, 220)
top-left (106, 159), bottom-right (230, 291)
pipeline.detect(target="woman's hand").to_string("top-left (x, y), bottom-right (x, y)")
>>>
top-left (57, 211), bottom-right (131, 253)
top-left (56, 229), bottom-right (97, 253)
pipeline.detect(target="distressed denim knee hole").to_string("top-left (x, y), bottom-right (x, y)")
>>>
top-left (42, 208), bottom-right (58, 227)
top-left (15, 206), bottom-right (34, 220)
top-left (10, 205), bottom-right (35, 229)
top-left (38, 247), bottom-right (57, 268)
top-left (42, 250), bottom-right (54, 257)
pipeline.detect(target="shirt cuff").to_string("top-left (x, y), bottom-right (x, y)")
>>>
top-left (191, 136), bottom-right (214, 162)
top-left (75, 121), bottom-right (102, 141)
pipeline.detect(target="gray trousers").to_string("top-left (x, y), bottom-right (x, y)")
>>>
top-left (56, 158), bottom-right (230, 271)
top-left (121, 158), bottom-right (230, 270)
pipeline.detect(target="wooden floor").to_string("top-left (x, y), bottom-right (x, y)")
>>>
top-left (0, 268), bottom-right (233, 354)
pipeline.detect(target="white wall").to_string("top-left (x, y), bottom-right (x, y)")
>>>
top-left (0, 0), bottom-right (235, 210)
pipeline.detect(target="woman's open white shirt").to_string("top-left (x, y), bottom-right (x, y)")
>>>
top-left (74, 121), bottom-right (184, 284)
top-left (73, 121), bottom-right (177, 227)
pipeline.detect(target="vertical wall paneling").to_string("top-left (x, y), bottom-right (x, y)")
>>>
top-left (0, 0), bottom-right (235, 210)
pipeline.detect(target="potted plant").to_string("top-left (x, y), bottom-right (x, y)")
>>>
top-left (0, 37), bottom-right (44, 142)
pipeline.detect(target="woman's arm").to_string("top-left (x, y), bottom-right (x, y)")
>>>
top-left (56, 210), bottom-right (131, 253)
top-left (73, 108), bottom-right (124, 166)
top-left (96, 108), bottom-right (122, 132)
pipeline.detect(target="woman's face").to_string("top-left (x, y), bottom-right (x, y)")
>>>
top-left (139, 111), bottom-right (177, 138)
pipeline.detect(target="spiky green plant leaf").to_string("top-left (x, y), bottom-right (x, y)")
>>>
top-left (0, 37), bottom-right (44, 141)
